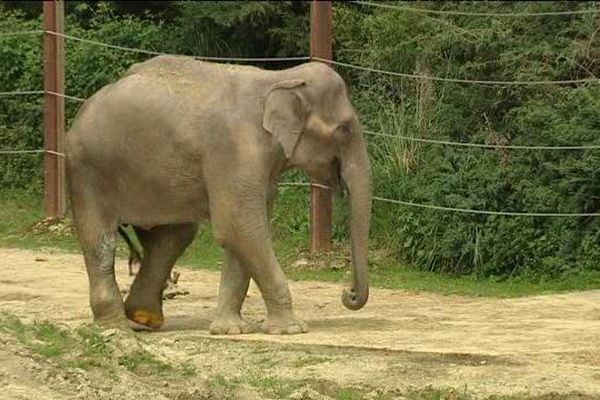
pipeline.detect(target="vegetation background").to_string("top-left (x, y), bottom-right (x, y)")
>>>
top-left (2, 1), bottom-right (600, 284)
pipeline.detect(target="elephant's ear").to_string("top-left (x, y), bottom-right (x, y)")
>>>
top-left (262, 79), bottom-right (307, 159)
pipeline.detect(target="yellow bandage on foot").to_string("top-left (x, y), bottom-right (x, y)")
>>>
top-left (129, 310), bottom-right (164, 329)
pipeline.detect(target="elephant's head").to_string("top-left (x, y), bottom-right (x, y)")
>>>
top-left (263, 62), bottom-right (372, 311)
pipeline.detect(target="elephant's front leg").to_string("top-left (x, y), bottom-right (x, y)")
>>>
top-left (209, 250), bottom-right (253, 335)
top-left (226, 230), bottom-right (307, 334)
top-left (248, 248), bottom-right (308, 334)
top-left (210, 187), bottom-right (307, 335)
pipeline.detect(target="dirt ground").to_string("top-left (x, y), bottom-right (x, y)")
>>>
top-left (1, 247), bottom-right (599, 399)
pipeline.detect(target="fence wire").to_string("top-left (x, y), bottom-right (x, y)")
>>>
top-left (0, 90), bottom-right (84, 101)
top-left (0, 149), bottom-right (45, 155)
top-left (0, 30), bottom-right (43, 38)
top-left (45, 31), bottom-right (311, 63)
top-left (2, 19), bottom-right (600, 218)
top-left (350, 1), bottom-right (600, 17)
top-left (280, 182), bottom-right (600, 217)
top-left (372, 196), bottom-right (600, 217)
top-left (0, 149), bottom-right (64, 157)
top-left (40, 31), bottom-right (599, 86)
top-left (316, 57), bottom-right (600, 86)
top-left (278, 182), bottom-right (333, 190)
top-left (45, 90), bottom-right (85, 102)
top-left (364, 130), bottom-right (600, 150)
top-left (0, 90), bottom-right (45, 96)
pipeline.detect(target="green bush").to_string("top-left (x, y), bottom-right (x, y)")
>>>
top-left (334, 2), bottom-right (600, 280)
top-left (0, 4), bottom-right (165, 190)
top-left (0, 10), bottom-right (44, 190)
top-left (2, 1), bottom-right (600, 281)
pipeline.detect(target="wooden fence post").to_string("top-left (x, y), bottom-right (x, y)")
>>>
top-left (309, 0), bottom-right (333, 253)
top-left (43, 0), bottom-right (65, 218)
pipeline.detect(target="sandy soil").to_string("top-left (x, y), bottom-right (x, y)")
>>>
top-left (1, 246), bottom-right (599, 399)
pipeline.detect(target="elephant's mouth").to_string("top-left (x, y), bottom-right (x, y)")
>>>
top-left (333, 158), bottom-right (347, 196)
top-left (309, 159), bottom-right (345, 195)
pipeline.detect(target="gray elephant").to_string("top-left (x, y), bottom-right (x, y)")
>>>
top-left (65, 56), bottom-right (372, 334)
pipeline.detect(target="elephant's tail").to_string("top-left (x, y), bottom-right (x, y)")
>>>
top-left (118, 225), bottom-right (143, 276)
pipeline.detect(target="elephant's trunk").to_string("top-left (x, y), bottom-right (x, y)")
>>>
top-left (340, 133), bottom-right (372, 310)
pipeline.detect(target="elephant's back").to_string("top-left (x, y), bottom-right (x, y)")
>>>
top-left (124, 55), bottom-right (265, 85)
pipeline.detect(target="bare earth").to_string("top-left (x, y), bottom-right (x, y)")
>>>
top-left (1, 247), bottom-right (599, 399)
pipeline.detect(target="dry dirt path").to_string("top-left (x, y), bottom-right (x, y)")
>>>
top-left (1, 247), bottom-right (599, 399)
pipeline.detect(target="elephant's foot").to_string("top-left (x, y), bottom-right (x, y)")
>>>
top-left (209, 315), bottom-right (254, 335)
top-left (93, 314), bottom-right (130, 331)
top-left (262, 315), bottom-right (309, 335)
top-left (125, 290), bottom-right (165, 331)
top-left (125, 309), bottom-right (164, 331)
top-left (91, 298), bottom-right (130, 331)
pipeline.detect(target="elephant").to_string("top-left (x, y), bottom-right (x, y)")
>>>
top-left (65, 55), bottom-right (372, 335)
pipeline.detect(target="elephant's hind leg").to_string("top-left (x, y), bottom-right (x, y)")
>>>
top-left (209, 250), bottom-right (253, 335)
top-left (124, 223), bottom-right (198, 330)
top-left (71, 194), bottom-right (125, 328)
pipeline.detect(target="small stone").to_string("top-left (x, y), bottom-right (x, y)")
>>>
top-left (101, 328), bottom-right (120, 338)
top-left (291, 259), bottom-right (310, 269)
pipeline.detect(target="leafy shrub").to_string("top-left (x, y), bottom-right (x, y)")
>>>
top-left (335, 2), bottom-right (600, 280)
top-left (2, 1), bottom-right (600, 281)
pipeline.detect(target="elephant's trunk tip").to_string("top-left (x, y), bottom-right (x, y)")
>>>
top-left (341, 286), bottom-right (369, 311)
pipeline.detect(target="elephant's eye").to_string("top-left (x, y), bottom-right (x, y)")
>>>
top-left (339, 123), bottom-right (352, 137)
top-left (334, 122), bottom-right (353, 143)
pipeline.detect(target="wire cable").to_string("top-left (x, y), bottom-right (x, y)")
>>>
top-left (0, 149), bottom-right (45, 155)
top-left (0, 30), bottom-right (43, 38)
top-left (45, 31), bottom-right (311, 63)
top-left (0, 149), bottom-right (65, 157)
top-left (349, 1), bottom-right (600, 17)
top-left (372, 196), bottom-right (600, 217)
top-left (364, 130), bottom-right (600, 150)
top-left (279, 182), bottom-right (333, 190)
top-left (314, 57), bottom-right (600, 86)
top-left (279, 182), bottom-right (600, 217)
top-left (42, 31), bottom-right (597, 85)
top-left (0, 90), bottom-right (85, 101)
top-left (0, 90), bottom-right (45, 96)
top-left (45, 90), bottom-right (85, 102)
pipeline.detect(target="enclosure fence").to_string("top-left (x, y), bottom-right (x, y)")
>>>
top-left (2, 1), bottom-right (600, 237)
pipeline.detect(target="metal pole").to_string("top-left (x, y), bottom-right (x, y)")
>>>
top-left (309, 0), bottom-right (333, 253)
top-left (43, 0), bottom-right (65, 218)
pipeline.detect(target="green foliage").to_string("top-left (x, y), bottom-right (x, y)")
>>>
top-left (118, 350), bottom-right (173, 376)
top-left (0, 313), bottom-right (106, 360)
top-left (333, 2), bottom-right (600, 281)
top-left (2, 2), bottom-right (600, 282)
top-left (0, 10), bottom-right (44, 190)
top-left (0, 4), bottom-right (165, 190)
top-left (0, 312), bottom-right (198, 377)
top-left (169, 1), bottom-right (308, 64)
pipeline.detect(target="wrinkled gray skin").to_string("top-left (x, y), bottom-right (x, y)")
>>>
top-left (66, 56), bottom-right (372, 335)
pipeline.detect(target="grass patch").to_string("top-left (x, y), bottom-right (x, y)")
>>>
top-left (0, 313), bottom-right (73, 357)
top-left (337, 388), bottom-right (367, 400)
top-left (292, 355), bottom-right (331, 368)
top-left (118, 350), bottom-right (172, 376)
top-left (247, 374), bottom-right (298, 398)
top-left (0, 313), bottom-right (196, 379)
top-left (0, 313), bottom-right (593, 400)
top-left (0, 190), bottom-right (80, 252)
top-left (1, 190), bottom-right (599, 298)
top-left (0, 313), bottom-right (119, 371)
top-left (179, 360), bottom-right (197, 377)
